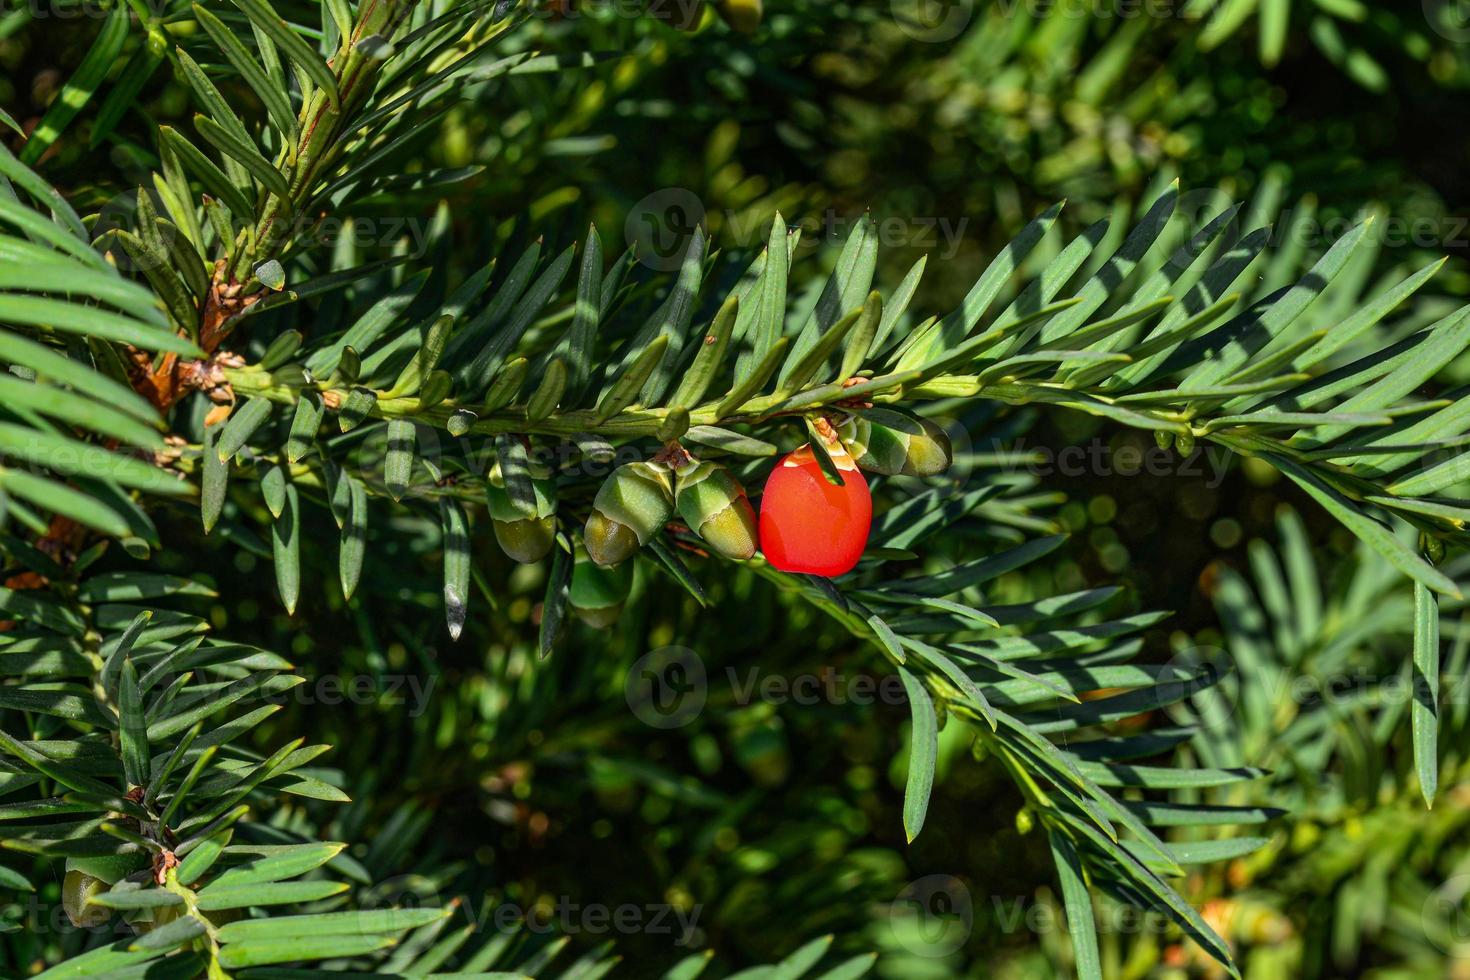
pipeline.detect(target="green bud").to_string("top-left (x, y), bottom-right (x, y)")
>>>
top-left (571, 547), bottom-right (634, 628)
top-left (839, 409), bottom-right (952, 477)
top-left (486, 460), bottom-right (558, 564)
top-left (716, 0), bottom-right (761, 33)
top-left (903, 415), bottom-right (952, 476)
top-left (585, 461), bottom-right (674, 566)
top-left (447, 409), bottom-right (476, 437)
top-left (132, 901), bottom-right (184, 931)
top-left (62, 869), bottom-right (112, 929)
top-left (63, 852), bottom-right (148, 927)
top-left (65, 853), bottom-right (146, 885)
top-left (666, 0), bottom-right (707, 30)
top-left (1423, 532), bottom-right (1447, 564)
top-left (838, 415), bottom-right (898, 475)
top-left (674, 458), bottom-right (757, 560)
top-left (493, 513), bottom-right (555, 564)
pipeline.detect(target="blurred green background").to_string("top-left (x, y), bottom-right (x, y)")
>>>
top-left (6, 0), bottom-right (1470, 976)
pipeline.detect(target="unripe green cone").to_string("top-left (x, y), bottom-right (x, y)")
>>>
top-left (674, 459), bottom-right (757, 560)
top-left (65, 853), bottom-right (146, 885)
top-left (62, 869), bottom-right (111, 928)
top-left (585, 461), bottom-right (674, 567)
top-left (716, 0), bottom-right (761, 32)
top-left (838, 410), bottom-right (952, 477)
top-left (571, 548), bottom-right (634, 628)
top-left (132, 901), bottom-right (184, 931)
top-left (902, 416), bottom-right (952, 476)
top-left (486, 461), bottom-right (558, 564)
top-left (492, 512), bottom-right (556, 564)
top-left (837, 415), bottom-right (905, 475)
top-left (667, 0), bottom-right (706, 30)
top-left (64, 853), bottom-right (146, 929)
top-left (584, 513), bottom-right (638, 569)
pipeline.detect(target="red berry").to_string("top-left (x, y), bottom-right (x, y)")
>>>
top-left (759, 443), bottom-right (872, 577)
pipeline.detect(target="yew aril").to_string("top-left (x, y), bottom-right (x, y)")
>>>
top-left (759, 443), bottom-right (872, 577)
